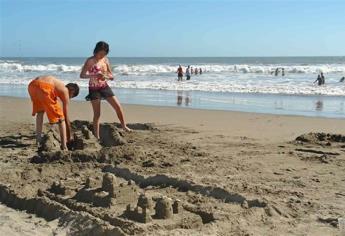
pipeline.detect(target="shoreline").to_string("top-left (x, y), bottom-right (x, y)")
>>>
top-left (1, 84), bottom-right (345, 119)
top-left (1, 96), bottom-right (345, 141)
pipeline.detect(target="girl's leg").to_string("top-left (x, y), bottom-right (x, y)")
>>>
top-left (36, 112), bottom-right (44, 143)
top-left (106, 96), bottom-right (131, 132)
top-left (91, 99), bottom-right (101, 139)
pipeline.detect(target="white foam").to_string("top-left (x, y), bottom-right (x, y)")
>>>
top-left (1, 61), bottom-right (345, 96)
top-left (0, 62), bottom-right (81, 72)
top-left (1, 61), bottom-right (345, 74)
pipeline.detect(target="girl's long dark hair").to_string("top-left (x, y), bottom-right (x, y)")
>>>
top-left (93, 41), bottom-right (109, 55)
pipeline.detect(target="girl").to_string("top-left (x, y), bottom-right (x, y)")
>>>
top-left (80, 41), bottom-right (131, 139)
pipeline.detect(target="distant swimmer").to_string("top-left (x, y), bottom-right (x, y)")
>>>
top-left (282, 68), bottom-right (285, 76)
top-left (340, 77), bottom-right (345, 82)
top-left (176, 65), bottom-right (184, 81)
top-left (320, 72), bottom-right (325, 84)
top-left (191, 67), bottom-right (194, 75)
top-left (194, 67), bottom-right (198, 75)
top-left (314, 74), bottom-right (323, 86)
top-left (186, 65), bottom-right (191, 80)
top-left (275, 68), bottom-right (280, 76)
top-left (199, 68), bottom-right (202, 74)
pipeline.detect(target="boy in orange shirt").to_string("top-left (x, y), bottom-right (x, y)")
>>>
top-left (28, 76), bottom-right (79, 150)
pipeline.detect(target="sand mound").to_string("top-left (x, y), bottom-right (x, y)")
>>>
top-left (292, 132), bottom-right (344, 164)
top-left (295, 132), bottom-right (345, 145)
top-left (72, 120), bottom-right (126, 147)
top-left (34, 120), bottom-right (146, 164)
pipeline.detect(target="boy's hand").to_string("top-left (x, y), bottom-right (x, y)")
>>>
top-left (67, 139), bottom-right (75, 150)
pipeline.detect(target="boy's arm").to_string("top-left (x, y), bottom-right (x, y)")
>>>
top-left (60, 90), bottom-right (72, 142)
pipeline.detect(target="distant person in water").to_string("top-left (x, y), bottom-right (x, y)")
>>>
top-left (186, 65), bottom-right (191, 80)
top-left (314, 74), bottom-right (323, 86)
top-left (275, 68), bottom-right (279, 76)
top-left (80, 41), bottom-right (131, 138)
top-left (194, 67), bottom-right (198, 75)
top-left (191, 67), bottom-right (194, 75)
top-left (320, 72), bottom-right (325, 85)
top-left (282, 68), bottom-right (285, 76)
top-left (176, 65), bottom-right (183, 81)
top-left (199, 68), bottom-right (202, 74)
top-left (340, 77), bottom-right (345, 82)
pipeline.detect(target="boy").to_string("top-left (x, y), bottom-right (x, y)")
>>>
top-left (28, 76), bottom-right (79, 150)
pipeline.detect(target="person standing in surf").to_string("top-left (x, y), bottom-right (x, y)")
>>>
top-left (80, 41), bottom-right (131, 139)
top-left (176, 65), bottom-right (184, 81)
top-left (186, 65), bottom-right (191, 80)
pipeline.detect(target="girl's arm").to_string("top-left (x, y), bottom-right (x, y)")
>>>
top-left (80, 58), bottom-right (98, 79)
top-left (105, 58), bottom-right (114, 80)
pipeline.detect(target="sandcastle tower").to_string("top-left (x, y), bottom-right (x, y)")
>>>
top-left (102, 173), bottom-right (118, 197)
top-left (85, 177), bottom-right (98, 189)
top-left (155, 197), bottom-right (173, 219)
top-left (125, 194), bottom-right (153, 223)
top-left (137, 193), bottom-right (154, 210)
top-left (172, 200), bottom-right (182, 214)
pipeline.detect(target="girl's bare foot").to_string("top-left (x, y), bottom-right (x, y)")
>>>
top-left (122, 125), bottom-right (132, 132)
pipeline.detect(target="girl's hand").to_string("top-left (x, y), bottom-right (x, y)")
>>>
top-left (96, 72), bottom-right (106, 80)
top-left (107, 74), bottom-right (114, 80)
top-left (103, 72), bottom-right (114, 80)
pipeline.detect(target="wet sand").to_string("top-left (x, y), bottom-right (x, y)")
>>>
top-left (0, 96), bottom-right (344, 235)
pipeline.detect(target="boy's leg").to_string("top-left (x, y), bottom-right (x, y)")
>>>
top-left (91, 99), bottom-right (101, 139)
top-left (58, 121), bottom-right (67, 150)
top-left (36, 112), bottom-right (44, 143)
top-left (106, 96), bottom-right (131, 132)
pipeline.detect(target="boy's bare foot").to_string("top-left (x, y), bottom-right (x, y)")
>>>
top-left (36, 133), bottom-right (43, 145)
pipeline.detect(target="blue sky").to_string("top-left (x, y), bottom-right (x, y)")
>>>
top-left (1, 0), bottom-right (344, 57)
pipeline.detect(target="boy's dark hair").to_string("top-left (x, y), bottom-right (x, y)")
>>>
top-left (93, 41), bottom-right (109, 55)
top-left (66, 83), bottom-right (79, 98)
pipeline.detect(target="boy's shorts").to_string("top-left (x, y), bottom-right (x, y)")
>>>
top-left (28, 79), bottom-right (64, 124)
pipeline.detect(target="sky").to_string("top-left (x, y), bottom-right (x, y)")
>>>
top-left (0, 0), bottom-right (345, 57)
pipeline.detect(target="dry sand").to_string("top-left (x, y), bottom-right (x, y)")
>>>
top-left (0, 96), bottom-right (344, 236)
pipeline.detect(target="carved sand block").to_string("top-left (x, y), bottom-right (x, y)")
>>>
top-left (154, 197), bottom-right (173, 219)
top-left (124, 194), bottom-right (153, 223)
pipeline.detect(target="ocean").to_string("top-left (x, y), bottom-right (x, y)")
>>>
top-left (1, 57), bottom-right (345, 118)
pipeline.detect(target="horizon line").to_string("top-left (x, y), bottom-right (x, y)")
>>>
top-left (1, 56), bottom-right (345, 58)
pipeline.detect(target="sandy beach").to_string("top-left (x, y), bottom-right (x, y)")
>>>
top-left (0, 96), bottom-right (344, 235)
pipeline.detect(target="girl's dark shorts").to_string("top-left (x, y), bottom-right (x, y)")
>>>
top-left (85, 86), bottom-right (114, 101)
